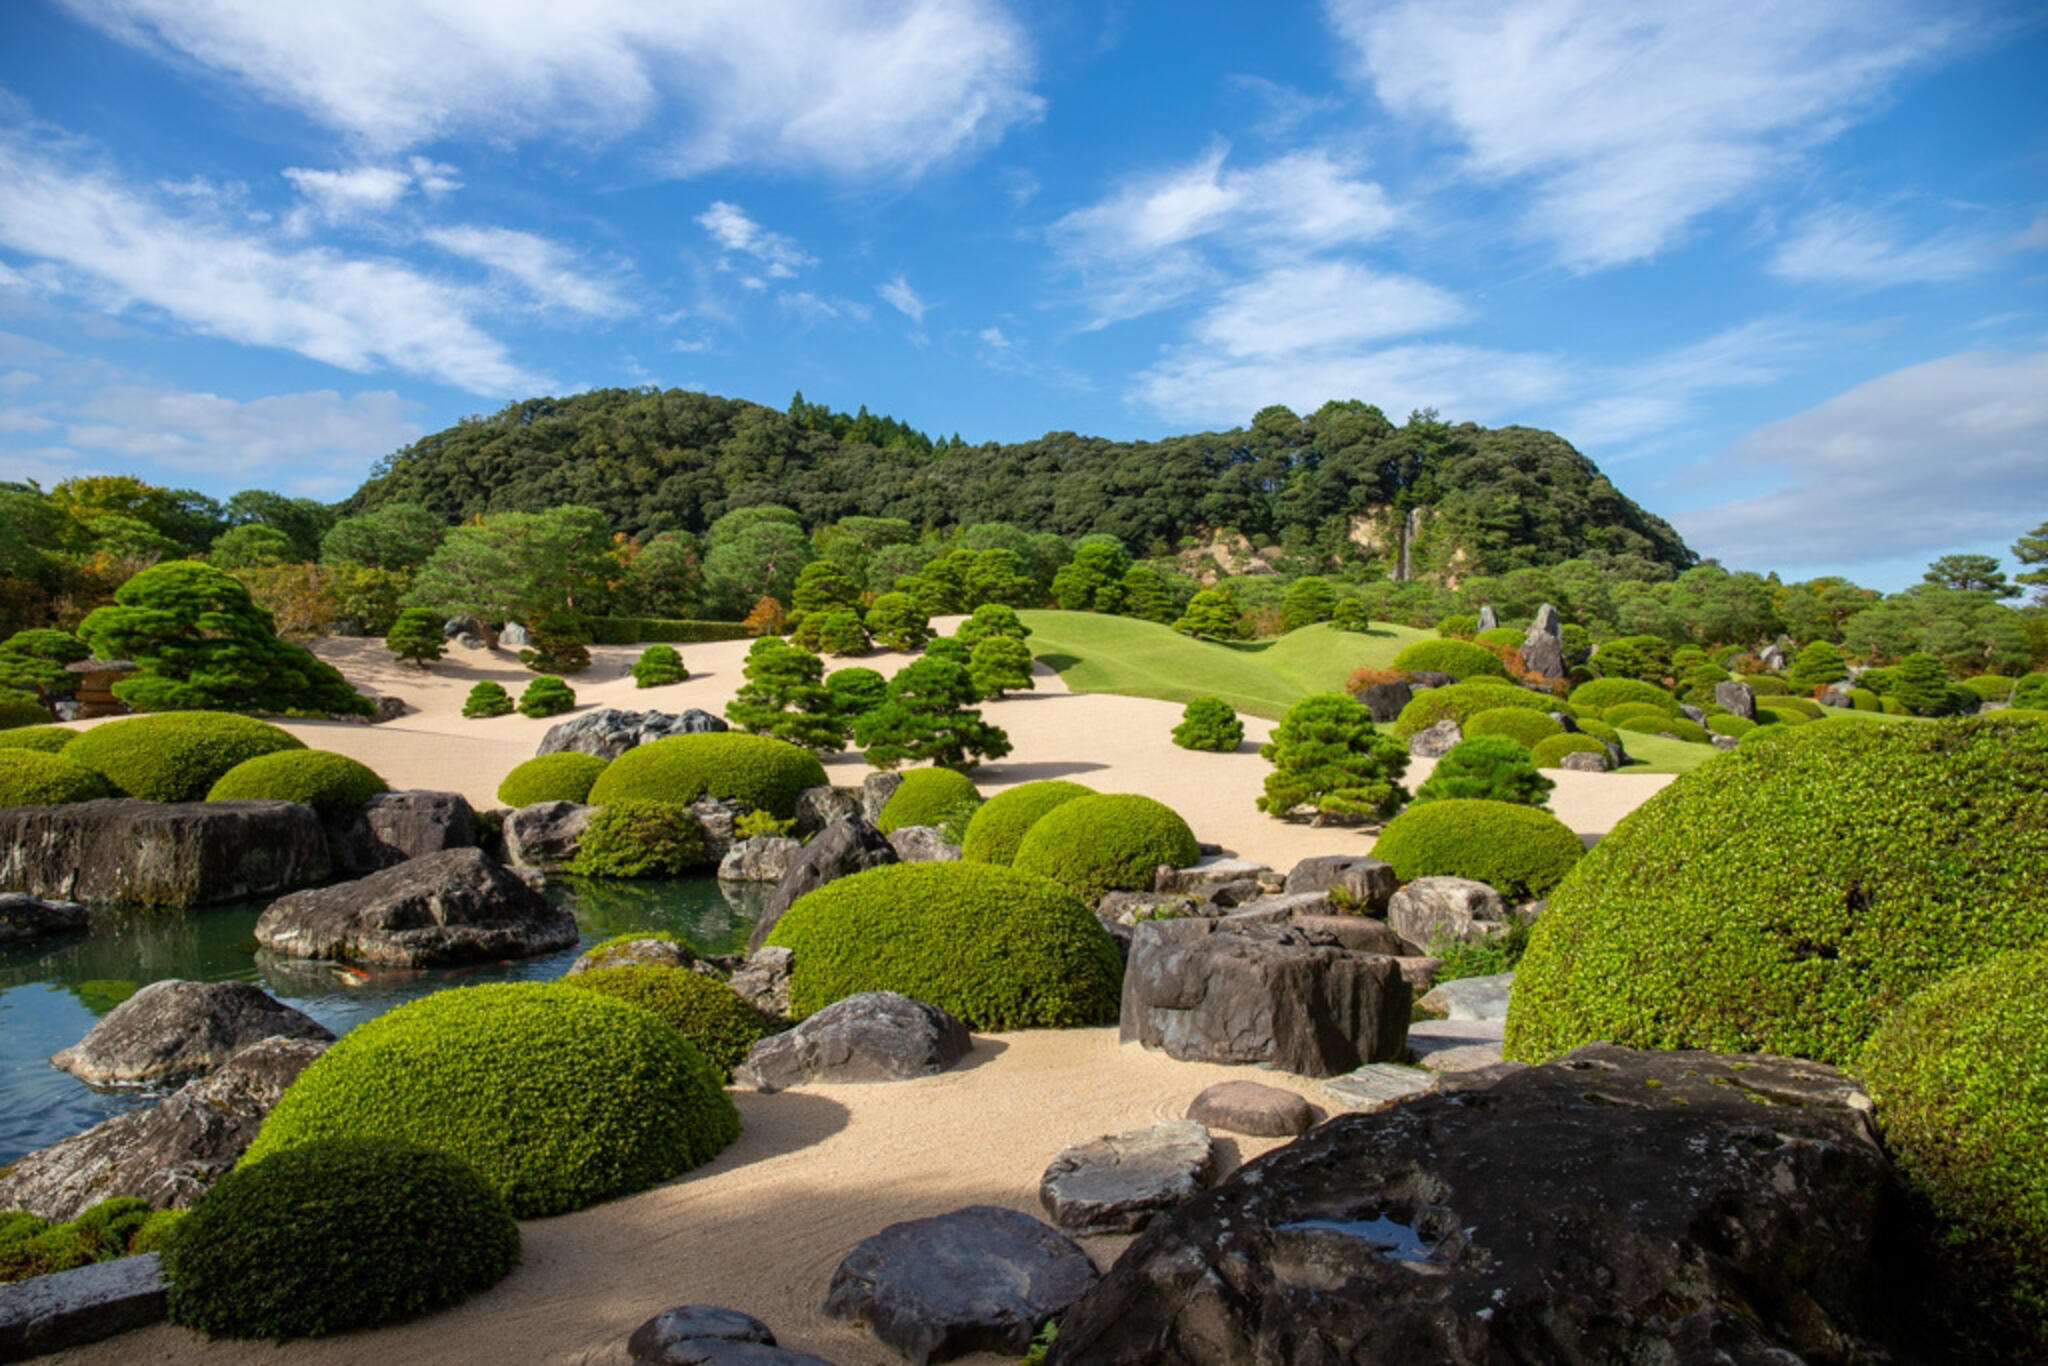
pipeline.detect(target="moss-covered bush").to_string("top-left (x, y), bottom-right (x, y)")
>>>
top-left (1568, 678), bottom-right (1676, 714)
top-left (243, 983), bottom-right (738, 1218)
top-left (1573, 716), bottom-right (1621, 747)
top-left (462, 680), bottom-right (514, 718)
top-left (1462, 707), bottom-right (1562, 748)
top-left (567, 801), bottom-right (711, 877)
top-left (1880, 695), bottom-right (1911, 715)
top-left (1012, 792), bottom-right (1201, 900)
top-left (1474, 626), bottom-right (1524, 650)
top-left (1392, 682), bottom-right (1551, 740)
top-left (1412, 736), bottom-right (1554, 807)
top-left (632, 644), bottom-right (687, 688)
top-left (65, 711), bottom-right (304, 802)
top-left (164, 1138), bottom-right (517, 1340)
top-left (1390, 639), bottom-right (1510, 681)
top-left (1706, 713), bottom-right (1756, 737)
top-left (562, 965), bottom-right (770, 1080)
top-left (1736, 721), bottom-right (1795, 749)
top-left (1958, 675), bottom-right (2014, 704)
top-left (1529, 733), bottom-right (1607, 768)
top-left (1603, 701), bottom-right (1675, 728)
top-left (877, 767), bottom-right (982, 834)
top-left (1845, 686), bottom-right (1880, 711)
top-left (2013, 674), bottom-right (2048, 710)
top-left (960, 780), bottom-right (1096, 865)
top-left (1371, 798), bottom-right (1584, 901)
top-left (1615, 714), bottom-right (1711, 745)
top-left (207, 750), bottom-right (388, 817)
top-left (1506, 717), bottom-right (2048, 1067)
top-left (586, 733), bottom-right (827, 819)
top-left (1764, 694), bottom-right (1824, 720)
top-left (497, 752), bottom-right (610, 807)
top-left (0, 749), bottom-right (114, 806)
top-left (0, 725), bottom-right (77, 753)
top-left (766, 862), bottom-right (1122, 1029)
top-left (576, 928), bottom-right (697, 971)
top-left (0, 1197), bottom-right (160, 1283)
top-left (517, 676), bottom-right (576, 718)
top-left (1172, 696), bottom-right (1244, 752)
top-left (1757, 701), bottom-right (1816, 726)
top-left (0, 692), bottom-right (49, 729)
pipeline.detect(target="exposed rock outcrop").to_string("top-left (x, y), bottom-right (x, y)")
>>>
top-left (254, 847), bottom-right (577, 966)
top-left (735, 991), bottom-right (971, 1092)
top-left (747, 816), bottom-right (896, 952)
top-left (328, 789), bottom-right (476, 874)
top-left (50, 980), bottom-right (331, 1086)
top-left (536, 707), bottom-right (727, 760)
top-left (0, 800), bottom-right (328, 908)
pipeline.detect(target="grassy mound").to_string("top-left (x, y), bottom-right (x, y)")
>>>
top-left (1392, 681), bottom-right (1552, 740)
top-left (66, 712), bottom-right (304, 801)
top-left (562, 965), bottom-right (771, 1079)
top-left (1390, 639), bottom-right (1509, 681)
top-left (960, 780), bottom-right (1096, 865)
top-left (877, 767), bottom-right (982, 834)
top-left (497, 752), bottom-right (610, 807)
top-left (1568, 678), bottom-right (1676, 713)
top-left (1530, 733), bottom-right (1607, 767)
top-left (207, 750), bottom-right (388, 817)
top-left (1011, 792), bottom-right (1201, 900)
top-left (0, 749), bottom-right (114, 806)
top-left (1463, 706), bottom-right (1562, 748)
top-left (0, 725), bottom-right (77, 753)
top-left (1371, 798), bottom-right (1584, 901)
top-left (586, 732), bottom-right (826, 819)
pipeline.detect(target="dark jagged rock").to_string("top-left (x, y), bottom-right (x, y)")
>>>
top-left (1357, 680), bottom-right (1414, 723)
top-left (1153, 857), bottom-right (1276, 895)
top-left (736, 991), bottom-right (970, 1092)
top-left (1039, 1120), bottom-right (1215, 1236)
top-left (0, 799), bottom-right (329, 908)
top-left (1284, 855), bottom-right (1398, 913)
top-left (794, 785), bottom-right (862, 837)
top-left (857, 772), bottom-right (902, 824)
top-left (747, 815), bottom-right (896, 952)
top-left (535, 707), bottom-right (728, 760)
top-left (1186, 1080), bottom-right (1315, 1137)
top-left (0, 892), bottom-right (86, 944)
top-left (1048, 1045), bottom-right (1912, 1365)
top-left (254, 847), bottom-right (577, 966)
top-left (1715, 679), bottom-right (1758, 721)
top-left (628, 1305), bottom-right (840, 1365)
top-left (502, 800), bottom-right (592, 870)
top-left (1290, 913), bottom-right (1410, 957)
top-left (328, 789), bottom-right (476, 874)
top-left (1520, 602), bottom-right (1566, 680)
top-left (886, 826), bottom-right (961, 863)
top-left (50, 980), bottom-right (331, 1087)
top-left (688, 796), bottom-right (746, 862)
top-left (0, 1251), bottom-right (166, 1359)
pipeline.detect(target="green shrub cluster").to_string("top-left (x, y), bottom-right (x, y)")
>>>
top-left (497, 752), bottom-right (610, 807)
top-left (585, 617), bottom-right (754, 646)
top-left (1433, 614), bottom-right (1479, 639)
top-left (1615, 714), bottom-right (1711, 744)
top-left (1845, 686), bottom-right (1880, 711)
top-left (767, 862), bottom-right (1123, 1029)
top-left (1603, 701), bottom-right (1674, 727)
top-left (1736, 722), bottom-right (1795, 749)
top-left (66, 712), bottom-right (304, 801)
top-left (1392, 682), bottom-right (1551, 740)
top-left (1474, 626), bottom-right (1524, 650)
top-left (1765, 694), bottom-right (1824, 720)
top-left (877, 767), bottom-right (983, 834)
top-left (1012, 792), bottom-right (1201, 900)
top-left (1757, 702), bottom-right (1816, 726)
top-left (1463, 707), bottom-right (1562, 748)
top-left (960, 780), bottom-right (1096, 865)
top-left (164, 1138), bottom-right (517, 1340)
top-left (1959, 675), bottom-right (2014, 703)
top-left (0, 749), bottom-right (114, 806)
top-left (462, 681), bottom-right (515, 718)
top-left (578, 928), bottom-right (697, 971)
top-left (1706, 713), bottom-right (1756, 737)
top-left (206, 750), bottom-right (388, 817)
top-left (1389, 639), bottom-right (1510, 681)
top-left (517, 676), bottom-right (576, 718)
top-left (1572, 716), bottom-right (1621, 748)
top-left (562, 965), bottom-right (770, 1080)
top-left (1505, 717), bottom-right (2048, 1067)
top-left (0, 692), bottom-right (49, 729)
top-left (2014, 674), bottom-right (2048, 710)
top-left (1413, 735), bottom-right (1553, 807)
top-left (244, 983), bottom-right (739, 1218)
top-left (631, 644), bottom-right (687, 688)
top-left (1371, 798), bottom-right (1584, 901)
top-left (1529, 733), bottom-right (1607, 768)
top-left (1171, 696), bottom-right (1244, 752)
top-left (567, 801), bottom-right (712, 877)
top-left (1880, 696), bottom-right (1911, 715)
top-left (587, 733), bottom-right (827, 819)
top-left (0, 1197), bottom-right (173, 1283)
top-left (1568, 678), bottom-right (1676, 714)
top-left (0, 725), bottom-right (76, 753)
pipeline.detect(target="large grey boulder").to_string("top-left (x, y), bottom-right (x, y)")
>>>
top-left (1357, 679), bottom-right (1413, 723)
top-left (886, 826), bottom-right (961, 863)
top-left (1715, 679), bottom-right (1758, 721)
top-left (1519, 601), bottom-right (1566, 680)
top-left (1418, 971), bottom-right (1513, 1021)
top-left (793, 784), bottom-right (862, 837)
top-left (1186, 1080), bottom-right (1315, 1137)
top-left (0, 1251), bottom-right (166, 1359)
top-left (1559, 749), bottom-right (1611, 772)
top-left (717, 835), bottom-right (803, 882)
top-left (499, 620), bottom-right (531, 649)
top-left (328, 789), bottom-right (476, 874)
top-left (1120, 918), bottom-right (1410, 1077)
top-left (255, 846), bottom-right (577, 966)
top-left (1387, 876), bottom-right (1508, 950)
top-left (0, 799), bottom-right (328, 908)
top-left (1153, 857), bottom-right (1275, 895)
top-left (1476, 604), bottom-right (1498, 631)
top-left (1047, 1045), bottom-right (1909, 1365)
top-left (1039, 1120), bottom-right (1215, 1236)
top-left (736, 991), bottom-right (970, 1092)
top-left (857, 771), bottom-right (902, 824)
top-left (747, 815), bottom-right (897, 951)
top-left (1283, 855), bottom-right (1397, 914)
top-left (51, 980), bottom-right (331, 1086)
top-left (1407, 719), bottom-right (1461, 758)
top-left (727, 946), bottom-right (794, 1018)
top-left (1290, 913), bottom-right (1410, 957)
top-left (536, 706), bottom-right (727, 760)
top-left (0, 892), bottom-right (86, 944)
top-left (824, 1205), bottom-right (1098, 1364)
top-left (502, 800), bottom-right (592, 870)
top-left (0, 1036), bottom-right (326, 1220)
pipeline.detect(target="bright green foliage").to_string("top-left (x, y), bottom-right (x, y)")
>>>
top-left (1737, 722), bottom-right (1796, 748)
top-left (1567, 677), bottom-right (1676, 714)
top-left (516, 676), bottom-right (576, 718)
top-left (792, 608), bottom-right (869, 656)
top-left (632, 643), bottom-right (687, 688)
top-left (0, 749), bottom-right (116, 806)
top-left (1845, 687), bottom-right (1880, 711)
top-left (790, 560), bottom-right (863, 618)
top-left (567, 801), bottom-right (712, 878)
top-left (207, 522), bottom-right (294, 570)
top-left (1390, 639), bottom-right (1510, 681)
top-left (1435, 615), bottom-right (1480, 638)
top-left (1172, 696), bottom-right (1244, 752)
top-left (244, 983), bottom-right (738, 1218)
top-left (1173, 588), bottom-right (1243, 641)
top-left (320, 502), bottom-right (447, 571)
top-left (1051, 541), bottom-right (1130, 613)
top-left (66, 711), bottom-right (304, 801)
top-left (1959, 675), bottom-right (2013, 703)
top-left (956, 603), bottom-right (1031, 649)
top-left (1529, 733), bottom-right (1608, 767)
top-left (1572, 716), bottom-right (1621, 747)
top-left (1603, 701), bottom-right (1675, 727)
top-left (923, 635), bottom-right (970, 664)
top-left (1014, 792), bottom-right (1201, 900)
top-left (78, 561), bottom-right (370, 716)
top-left (587, 732), bottom-right (827, 819)
top-left (725, 638), bottom-right (844, 753)
top-left (1392, 682), bottom-right (1549, 740)
top-left (1615, 714), bottom-right (1712, 745)
top-left (1505, 718), bottom-right (2048, 1067)
top-left (961, 780), bottom-right (1096, 865)
top-left (0, 725), bottom-right (77, 753)
top-left (854, 657), bottom-right (1011, 771)
top-left (496, 752), bottom-right (609, 807)
top-left (767, 862), bottom-right (1123, 1029)
top-left (1589, 635), bottom-right (1670, 683)
top-left (2016, 674), bottom-right (2048, 709)
top-left (384, 608), bottom-right (445, 668)
top-left (1281, 577), bottom-right (1336, 632)
top-left (1463, 707), bottom-right (1563, 748)
top-left (825, 666), bottom-right (888, 731)
top-left (164, 1139), bottom-right (516, 1340)
top-left (1412, 736), bottom-right (1554, 807)
top-left (968, 548), bottom-right (1037, 608)
top-left (877, 767), bottom-right (982, 834)
top-left (207, 750), bottom-right (387, 817)
top-left (1762, 693), bottom-right (1824, 719)
top-left (407, 505), bottom-right (613, 630)
top-left (0, 692), bottom-right (48, 729)
top-left (1475, 626), bottom-right (1524, 650)
top-left (1787, 640), bottom-right (1849, 690)
top-left (518, 610), bottom-right (591, 675)
top-left (1858, 945), bottom-right (2048, 1342)
top-left (1330, 599), bottom-right (1371, 632)
top-left (1757, 703), bottom-right (1814, 726)
top-left (1880, 696), bottom-right (1911, 715)
top-left (0, 629), bottom-right (89, 695)
top-left (462, 680), bottom-right (514, 718)
top-left (1706, 714), bottom-right (1756, 737)
top-left (1119, 565), bottom-right (1180, 624)
top-left (1741, 675), bottom-right (1792, 694)
top-left (1371, 799), bottom-right (1583, 900)
top-left (733, 809), bottom-right (795, 838)
top-left (562, 966), bottom-right (771, 1080)
top-left (864, 592), bottom-right (930, 651)
top-left (0, 1197), bottom-right (160, 1284)
top-left (969, 635), bottom-right (1034, 699)
top-left (1891, 652), bottom-right (1958, 715)
top-left (577, 928), bottom-right (696, 971)
top-left (1260, 692), bottom-right (1410, 823)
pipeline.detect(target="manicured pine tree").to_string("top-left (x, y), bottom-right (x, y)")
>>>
top-left (1174, 587), bottom-right (1243, 641)
top-left (1172, 697), bottom-right (1243, 752)
top-left (854, 657), bottom-right (1012, 771)
top-left (725, 639), bottom-right (844, 752)
top-left (955, 603), bottom-right (1030, 649)
top-left (1280, 576), bottom-right (1337, 632)
top-left (1257, 692), bottom-right (1410, 825)
top-left (865, 592), bottom-right (931, 652)
top-left (969, 635), bottom-right (1035, 699)
top-left (1120, 565), bottom-right (1180, 624)
top-left (384, 608), bottom-right (446, 669)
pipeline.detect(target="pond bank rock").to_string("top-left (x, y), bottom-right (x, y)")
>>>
top-left (536, 707), bottom-right (727, 760)
top-left (1039, 1120), bottom-right (1215, 1236)
top-left (717, 835), bottom-right (803, 883)
top-left (747, 816), bottom-right (896, 951)
top-left (0, 892), bottom-right (86, 944)
top-left (502, 800), bottom-right (592, 870)
top-left (51, 980), bottom-right (331, 1087)
top-left (0, 799), bottom-right (328, 908)
top-left (254, 847), bottom-right (577, 966)
top-left (736, 991), bottom-right (970, 1092)
top-left (328, 789), bottom-right (476, 874)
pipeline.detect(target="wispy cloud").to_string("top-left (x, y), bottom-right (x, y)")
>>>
top-left (877, 273), bottom-right (928, 325)
top-left (1769, 202), bottom-right (1997, 287)
top-left (424, 225), bottom-right (630, 316)
top-left (65, 385), bottom-right (420, 493)
top-left (777, 292), bottom-right (871, 327)
top-left (697, 201), bottom-right (814, 290)
top-left (1559, 319), bottom-right (1811, 447)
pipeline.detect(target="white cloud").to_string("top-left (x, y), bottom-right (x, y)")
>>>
top-left (63, 386), bottom-right (420, 492)
top-left (67, 0), bottom-right (1041, 181)
top-left (697, 202), bottom-right (814, 289)
top-left (777, 292), bottom-right (870, 327)
top-left (978, 326), bottom-right (1010, 349)
top-left (424, 225), bottom-right (630, 316)
top-left (280, 164), bottom-right (412, 227)
top-left (1559, 319), bottom-right (1809, 446)
top-left (1328, 0), bottom-right (1964, 269)
top-left (878, 274), bottom-right (927, 325)
top-left (1674, 350), bottom-right (2048, 565)
top-left (1187, 261), bottom-right (1466, 360)
top-left (1769, 203), bottom-right (1994, 287)
top-left (408, 157), bottom-right (461, 195)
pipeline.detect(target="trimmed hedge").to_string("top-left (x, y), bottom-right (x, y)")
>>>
top-left (877, 767), bottom-right (982, 834)
top-left (1371, 798), bottom-right (1585, 901)
top-left (587, 733), bottom-right (827, 819)
top-left (1568, 678), bottom-right (1676, 714)
top-left (1505, 717), bottom-right (2048, 1067)
top-left (766, 861), bottom-right (1123, 1029)
top-left (2014, 674), bottom-right (2048, 710)
top-left (577, 928), bottom-right (696, 971)
top-left (65, 712), bottom-right (304, 801)
top-left (1474, 626), bottom-right (1524, 650)
top-left (1463, 707), bottom-right (1562, 748)
top-left (961, 780), bottom-right (1096, 865)
top-left (586, 617), bottom-right (754, 646)
top-left (1615, 714), bottom-right (1711, 745)
top-left (631, 644), bottom-right (688, 688)
top-left (1767, 694), bottom-right (1825, 720)
top-left (243, 983), bottom-right (739, 1218)
top-left (1530, 733), bottom-right (1607, 768)
top-left (0, 749), bottom-right (114, 806)
top-left (517, 676), bottom-right (576, 718)
top-left (1707, 713), bottom-right (1756, 737)
top-left (1758, 702), bottom-right (1816, 726)
top-left (497, 752), bottom-right (610, 807)
top-left (1390, 639), bottom-right (1510, 681)
top-left (1412, 736), bottom-right (1553, 807)
top-left (1012, 792), bottom-right (1201, 901)
top-left (1392, 682), bottom-right (1551, 740)
top-left (1573, 716), bottom-right (1621, 747)
top-left (164, 1138), bottom-right (517, 1339)
top-left (0, 725), bottom-right (76, 753)
top-left (567, 801), bottom-right (712, 877)
top-left (562, 965), bottom-right (771, 1080)
top-left (462, 681), bottom-right (515, 718)
top-left (1959, 675), bottom-right (2014, 703)
top-left (1858, 945), bottom-right (2048, 1343)
top-left (207, 750), bottom-right (388, 817)
top-left (0, 693), bottom-right (50, 729)
top-left (1740, 674), bottom-right (1792, 694)
top-left (1603, 701), bottom-right (1675, 727)
top-left (1845, 686), bottom-right (1880, 711)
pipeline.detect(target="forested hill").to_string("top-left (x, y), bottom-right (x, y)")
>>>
top-left (344, 388), bottom-right (1695, 578)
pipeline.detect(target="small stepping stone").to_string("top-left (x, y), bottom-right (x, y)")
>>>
top-left (630, 1305), bottom-right (773, 1364)
top-left (1418, 972), bottom-right (1513, 1021)
top-left (1040, 1120), bottom-right (1214, 1235)
top-left (1319, 1063), bottom-right (1440, 1113)
top-left (735, 992), bottom-right (969, 1092)
top-left (1186, 1080), bottom-right (1314, 1137)
top-left (1407, 1018), bottom-right (1507, 1074)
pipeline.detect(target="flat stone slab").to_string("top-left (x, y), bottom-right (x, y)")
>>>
top-left (0, 1252), bottom-right (165, 1359)
top-left (1040, 1120), bottom-right (1215, 1236)
top-left (1407, 1018), bottom-right (1507, 1074)
top-left (627, 1304), bottom-right (833, 1365)
top-left (1318, 1062), bottom-right (1441, 1113)
top-left (1153, 857), bottom-right (1274, 894)
top-left (1186, 1081), bottom-right (1314, 1137)
top-left (1221, 891), bottom-right (1333, 924)
top-left (1418, 971), bottom-right (1513, 1021)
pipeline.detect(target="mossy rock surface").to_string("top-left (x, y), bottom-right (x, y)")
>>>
top-left (562, 964), bottom-right (771, 1079)
top-left (766, 861), bottom-right (1123, 1030)
top-left (1506, 717), bottom-right (2048, 1067)
top-left (587, 733), bottom-right (827, 819)
top-left (207, 750), bottom-right (388, 817)
top-left (960, 780), bottom-right (1096, 865)
top-left (1389, 639), bottom-right (1509, 681)
top-left (66, 711), bottom-right (305, 801)
top-left (877, 767), bottom-right (981, 834)
top-left (1012, 792), bottom-right (1201, 901)
top-left (0, 749), bottom-right (114, 806)
top-left (497, 752), bottom-right (610, 807)
top-left (1371, 798), bottom-right (1583, 901)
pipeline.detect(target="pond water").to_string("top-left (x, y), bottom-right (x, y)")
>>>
top-left (0, 877), bottom-right (767, 1166)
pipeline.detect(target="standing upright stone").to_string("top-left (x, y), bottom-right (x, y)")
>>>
top-left (1520, 603), bottom-right (1566, 681)
top-left (1477, 604), bottom-right (1498, 632)
top-left (1714, 680), bottom-right (1757, 721)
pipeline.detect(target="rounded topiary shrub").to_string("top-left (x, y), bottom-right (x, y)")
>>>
top-left (0, 749), bottom-right (114, 806)
top-left (562, 965), bottom-right (770, 1080)
top-left (567, 801), bottom-right (711, 877)
top-left (1603, 701), bottom-right (1675, 727)
top-left (1845, 686), bottom-right (1880, 711)
top-left (206, 750), bottom-right (388, 817)
top-left (586, 733), bottom-right (827, 819)
top-left (877, 767), bottom-right (982, 834)
top-left (243, 983), bottom-right (739, 1218)
top-left (1389, 639), bottom-right (1510, 682)
top-left (1706, 713), bottom-right (1756, 737)
top-left (1857, 945), bottom-right (2048, 1345)
top-left (65, 712), bottom-right (304, 802)
top-left (517, 676), bottom-right (576, 718)
top-left (1371, 798), bottom-right (1584, 901)
top-left (1462, 707), bottom-right (1562, 748)
top-left (1392, 682), bottom-right (1551, 740)
top-left (2014, 674), bottom-right (2048, 710)
top-left (1959, 675), bottom-right (2014, 704)
top-left (1573, 715), bottom-right (1621, 746)
top-left (1506, 718), bottom-right (2048, 1068)
top-left (1568, 678), bottom-right (1676, 714)
top-left (765, 862), bottom-right (1122, 1029)
top-left (1412, 735), bottom-right (1553, 807)
top-left (1172, 696), bottom-right (1245, 752)
top-left (164, 1138), bottom-right (517, 1340)
top-left (463, 681), bottom-right (515, 718)
top-left (1615, 714), bottom-right (1711, 745)
top-left (1529, 733), bottom-right (1607, 768)
top-left (1757, 702), bottom-right (1816, 726)
top-left (497, 752), bottom-right (610, 807)
top-left (0, 692), bottom-right (49, 730)
top-left (1012, 792), bottom-right (1201, 901)
top-left (960, 780), bottom-right (1096, 865)
top-left (1765, 694), bottom-right (1825, 720)
top-left (632, 644), bottom-right (687, 688)
top-left (0, 725), bottom-right (76, 753)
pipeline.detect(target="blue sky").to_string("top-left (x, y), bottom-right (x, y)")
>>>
top-left (0, 0), bottom-right (2043, 589)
